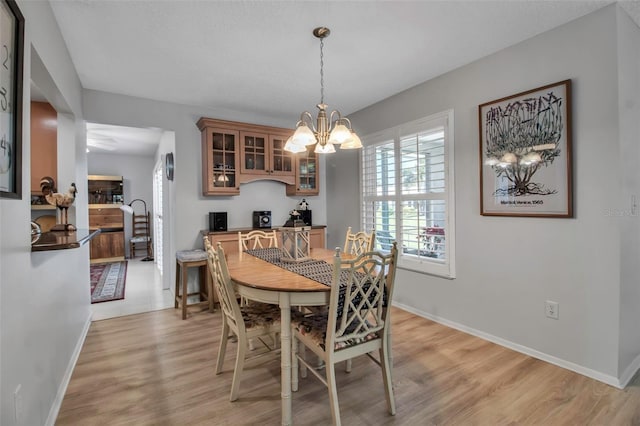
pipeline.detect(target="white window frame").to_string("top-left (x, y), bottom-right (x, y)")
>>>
top-left (360, 110), bottom-right (456, 278)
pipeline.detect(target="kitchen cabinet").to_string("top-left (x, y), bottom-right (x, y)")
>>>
top-left (198, 121), bottom-right (241, 195)
top-left (203, 226), bottom-right (326, 254)
top-left (239, 131), bottom-right (295, 184)
top-left (197, 117), bottom-right (297, 195)
top-left (89, 206), bottom-right (125, 263)
top-left (286, 146), bottom-right (319, 196)
top-left (89, 230), bottom-right (125, 262)
top-left (88, 175), bottom-right (125, 263)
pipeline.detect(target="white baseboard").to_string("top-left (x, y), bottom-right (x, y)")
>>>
top-left (393, 301), bottom-right (628, 389)
top-left (45, 312), bottom-right (92, 426)
top-left (619, 352), bottom-right (640, 387)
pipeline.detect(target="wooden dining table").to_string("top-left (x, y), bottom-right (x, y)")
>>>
top-left (225, 247), bottom-right (342, 426)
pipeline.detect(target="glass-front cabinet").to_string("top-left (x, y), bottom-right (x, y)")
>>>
top-left (88, 175), bottom-right (124, 205)
top-left (239, 131), bottom-right (295, 183)
top-left (287, 146), bottom-right (319, 196)
top-left (240, 132), bottom-right (268, 175)
top-left (198, 117), bottom-right (318, 195)
top-left (270, 134), bottom-right (295, 176)
top-left (198, 119), bottom-right (241, 195)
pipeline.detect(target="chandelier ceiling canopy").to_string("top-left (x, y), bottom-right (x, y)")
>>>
top-left (284, 27), bottom-right (363, 154)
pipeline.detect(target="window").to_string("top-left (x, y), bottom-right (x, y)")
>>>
top-left (361, 110), bottom-right (455, 278)
top-left (153, 163), bottom-right (164, 274)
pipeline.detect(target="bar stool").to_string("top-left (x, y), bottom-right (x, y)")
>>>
top-left (175, 249), bottom-right (215, 319)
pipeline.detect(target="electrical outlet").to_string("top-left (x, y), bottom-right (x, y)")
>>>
top-left (14, 384), bottom-right (22, 423)
top-left (545, 300), bottom-right (559, 319)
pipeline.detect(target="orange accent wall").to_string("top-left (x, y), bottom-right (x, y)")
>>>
top-left (30, 101), bottom-right (57, 193)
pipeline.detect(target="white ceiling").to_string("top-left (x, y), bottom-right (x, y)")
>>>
top-left (47, 1), bottom-right (640, 154)
top-left (86, 122), bottom-right (164, 156)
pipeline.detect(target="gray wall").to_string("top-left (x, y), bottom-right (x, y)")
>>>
top-left (616, 6), bottom-right (640, 382)
top-left (88, 152), bottom-right (155, 258)
top-left (1, 1), bottom-right (88, 425)
top-left (329, 4), bottom-right (639, 385)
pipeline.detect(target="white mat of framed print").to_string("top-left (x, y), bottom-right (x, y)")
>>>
top-left (479, 80), bottom-right (573, 218)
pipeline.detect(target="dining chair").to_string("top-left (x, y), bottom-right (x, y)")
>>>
top-left (291, 242), bottom-right (399, 426)
top-left (129, 211), bottom-right (152, 259)
top-left (343, 227), bottom-right (376, 256)
top-left (238, 229), bottom-right (279, 254)
top-left (237, 229), bottom-right (279, 307)
top-left (205, 240), bottom-right (282, 402)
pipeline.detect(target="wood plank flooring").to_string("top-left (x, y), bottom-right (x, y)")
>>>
top-left (56, 307), bottom-right (640, 425)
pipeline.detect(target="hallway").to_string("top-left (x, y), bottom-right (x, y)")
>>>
top-left (91, 259), bottom-right (173, 321)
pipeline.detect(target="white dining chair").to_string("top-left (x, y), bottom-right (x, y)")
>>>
top-left (205, 240), bottom-right (281, 402)
top-left (238, 229), bottom-right (278, 254)
top-left (343, 227), bottom-right (376, 256)
top-left (291, 242), bottom-right (399, 426)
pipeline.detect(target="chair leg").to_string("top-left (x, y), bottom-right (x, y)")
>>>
top-left (326, 361), bottom-right (342, 426)
top-left (174, 261), bottom-right (180, 309)
top-left (181, 263), bottom-right (188, 320)
top-left (205, 265), bottom-right (215, 312)
top-left (345, 359), bottom-right (352, 373)
top-left (299, 342), bottom-right (307, 379)
top-left (230, 333), bottom-right (248, 402)
top-left (216, 320), bottom-right (229, 375)
top-left (292, 333), bottom-right (299, 392)
top-left (380, 345), bottom-right (396, 415)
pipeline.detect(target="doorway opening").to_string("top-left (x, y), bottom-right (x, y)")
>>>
top-left (87, 122), bottom-right (174, 320)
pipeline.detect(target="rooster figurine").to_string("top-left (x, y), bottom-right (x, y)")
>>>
top-left (43, 182), bottom-right (78, 231)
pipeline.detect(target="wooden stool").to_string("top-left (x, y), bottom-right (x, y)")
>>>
top-left (175, 250), bottom-right (214, 319)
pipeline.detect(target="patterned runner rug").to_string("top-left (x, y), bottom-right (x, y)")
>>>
top-left (90, 261), bottom-right (127, 303)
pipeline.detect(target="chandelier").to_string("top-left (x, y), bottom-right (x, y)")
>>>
top-left (284, 27), bottom-right (363, 154)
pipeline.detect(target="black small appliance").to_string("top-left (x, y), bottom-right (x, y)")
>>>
top-left (253, 211), bottom-right (272, 229)
top-left (209, 212), bottom-right (228, 231)
top-left (298, 210), bottom-right (312, 226)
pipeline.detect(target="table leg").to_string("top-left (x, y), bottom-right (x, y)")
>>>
top-left (279, 294), bottom-right (292, 426)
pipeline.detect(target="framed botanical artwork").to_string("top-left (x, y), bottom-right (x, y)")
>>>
top-left (0, 0), bottom-right (24, 199)
top-left (479, 79), bottom-right (572, 217)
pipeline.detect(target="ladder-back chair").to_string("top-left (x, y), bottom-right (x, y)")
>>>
top-left (130, 211), bottom-right (152, 259)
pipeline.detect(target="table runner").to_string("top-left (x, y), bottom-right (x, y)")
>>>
top-left (245, 248), bottom-right (335, 286)
top-left (245, 248), bottom-right (388, 308)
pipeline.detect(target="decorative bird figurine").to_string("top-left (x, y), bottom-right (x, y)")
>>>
top-left (43, 182), bottom-right (78, 232)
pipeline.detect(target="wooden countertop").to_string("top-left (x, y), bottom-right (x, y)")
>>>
top-left (31, 229), bottom-right (101, 252)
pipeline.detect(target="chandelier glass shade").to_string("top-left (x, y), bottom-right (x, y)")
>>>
top-left (284, 27), bottom-right (363, 154)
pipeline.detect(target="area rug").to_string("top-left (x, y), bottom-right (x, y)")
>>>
top-left (90, 261), bottom-right (127, 304)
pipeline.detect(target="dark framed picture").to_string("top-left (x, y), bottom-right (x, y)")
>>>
top-left (479, 80), bottom-right (572, 217)
top-left (0, 0), bottom-right (24, 199)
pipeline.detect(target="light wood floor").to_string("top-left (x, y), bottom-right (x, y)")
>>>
top-left (56, 307), bottom-right (640, 425)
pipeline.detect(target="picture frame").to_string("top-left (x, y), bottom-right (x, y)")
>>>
top-left (479, 80), bottom-right (572, 217)
top-left (0, 0), bottom-right (24, 199)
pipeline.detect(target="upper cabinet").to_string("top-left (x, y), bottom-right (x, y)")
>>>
top-left (198, 117), bottom-right (314, 196)
top-left (88, 175), bottom-right (124, 205)
top-left (239, 131), bottom-right (295, 184)
top-left (198, 122), bottom-right (241, 195)
top-left (286, 146), bottom-right (319, 196)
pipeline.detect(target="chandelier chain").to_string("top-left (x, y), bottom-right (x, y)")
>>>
top-left (319, 37), bottom-right (324, 105)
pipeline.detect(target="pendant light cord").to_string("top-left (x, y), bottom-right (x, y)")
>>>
top-left (319, 37), bottom-right (324, 105)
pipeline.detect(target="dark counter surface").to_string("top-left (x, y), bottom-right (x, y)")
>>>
top-left (31, 229), bottom-right (101, 252)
